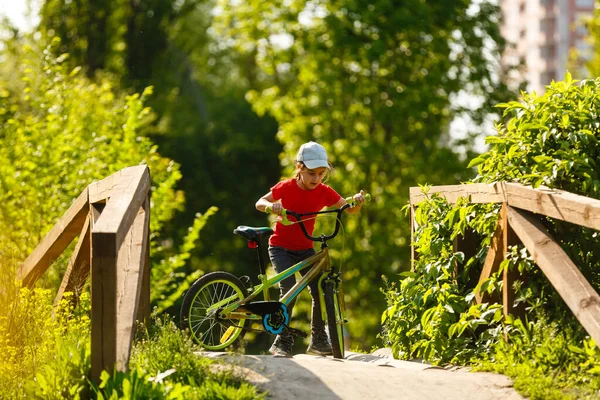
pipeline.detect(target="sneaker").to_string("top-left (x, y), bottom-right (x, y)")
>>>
top-left (307, 334), bottom-right (332, 356)
top-left (269, 340), bottom-right (293, 358)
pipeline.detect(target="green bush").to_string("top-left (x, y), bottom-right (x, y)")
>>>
top-left (0, 284), bottom-right (263, 399)
top-left (381, 74), bottom-right (600, 398)
top-left (0, 37), bottom-right (235, 398)
top-left (0, 287), bottom-right (91, 399)
top-left (95, 314), bottom-right (263, 400)
top-left (0, 38), bottom-right (212, 309)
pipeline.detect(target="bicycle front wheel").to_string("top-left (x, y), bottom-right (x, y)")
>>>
top-left (180, 271), bottom-right (248, 350)
top-left (323, 281), bottom-right (345, 359)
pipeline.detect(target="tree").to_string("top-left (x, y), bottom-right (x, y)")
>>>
top-left (212, 0), bottom-right (515, 347)
top-left (0, 37), bottom-right (208, 311)
top-left (383, 74), bottom-right (600, 397)
top-left (585, 5), bottom-right (600, 78)
top-left (37, 0), bottom-right (283, 294)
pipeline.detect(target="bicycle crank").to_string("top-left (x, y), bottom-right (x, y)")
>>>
top-left (239, 301), bottom-right (290, 335)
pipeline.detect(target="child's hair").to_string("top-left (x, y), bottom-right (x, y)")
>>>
top-left (292, 161), bottom-right (334, 183)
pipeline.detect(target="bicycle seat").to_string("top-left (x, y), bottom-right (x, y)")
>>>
top-left (233, 226), bottom-right (273, 241)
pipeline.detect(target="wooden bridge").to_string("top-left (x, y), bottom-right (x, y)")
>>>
top-left (16, 166), bottom-right (600, 384)
top-left (410, 182), bottom-right (600, 346)
top-left (17, 165), bottom-right (151, 383)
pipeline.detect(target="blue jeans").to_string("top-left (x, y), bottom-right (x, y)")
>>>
top-left (268, 246), bottom-right (325, 345)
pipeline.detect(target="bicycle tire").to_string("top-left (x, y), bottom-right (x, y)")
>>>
top-left (180, 271), bottom-right (248, 350)
top-left (323, 281), bottom-right (345, 359)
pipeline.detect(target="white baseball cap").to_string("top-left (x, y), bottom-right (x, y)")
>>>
top-left (296, 141), bottom-right (330, 170)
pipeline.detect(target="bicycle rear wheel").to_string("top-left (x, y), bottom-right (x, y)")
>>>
top-left (180, 271), bottom-right (248, 350)
top-left (323, 281), bottom-right (345, 359)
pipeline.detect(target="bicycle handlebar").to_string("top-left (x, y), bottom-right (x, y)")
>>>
top-left (265, 193), bottom-right (371, 242)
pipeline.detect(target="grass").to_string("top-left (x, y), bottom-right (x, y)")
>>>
top-left (0, 270), bottom-right (264, 399)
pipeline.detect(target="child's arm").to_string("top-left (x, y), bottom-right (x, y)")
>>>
top-left (335, 190), bottom-right (366, 214)
top-left (256, 191), bottom-right (282, 215)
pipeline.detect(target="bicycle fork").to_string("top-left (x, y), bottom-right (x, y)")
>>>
top-left (318, 270), bottom-right (347, 326)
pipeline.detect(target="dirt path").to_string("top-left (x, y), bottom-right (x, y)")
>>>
top-left (201, 350), bottom-right (523, 400)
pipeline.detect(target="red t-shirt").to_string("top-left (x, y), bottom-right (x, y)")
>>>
top-left (269, 179), bottom-right (342, 250)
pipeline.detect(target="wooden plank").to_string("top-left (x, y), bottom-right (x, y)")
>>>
top-left (506, 206), bottom-right (600, 347)
top-left (91, 167), bottom-right (150, 381)
top-left (475, 204), bottom-right (508, 304)
top-left (18, 188), bottom-right (89, 287)
top-left (409, 183), bottom-right (506, 205)
top-left (505, 182), bottom-right (600, 232)
top-left (136, 195), bottom-right (151, 326)
top-left (54, 215), bottom-right (91, 308)
top-left (115, 196), bottom-right (150, 371)
top-left (502, 218), bottom-right (521, 319)
top-left (91, 203), bottom-right (117, 383)
top-left (88, 169), bottom-right (121, 204)
top-left (93, 165), bottom-right (150, 255)
top-left (410, 205), bottom-right (418, 270)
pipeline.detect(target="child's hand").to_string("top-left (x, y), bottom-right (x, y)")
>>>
top-left (270, 202), bottom-right (283, 215)
top-left (352, 190), bottom-right (366, 205)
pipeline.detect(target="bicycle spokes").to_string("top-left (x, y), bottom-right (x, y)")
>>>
top-left (180, 273), bottom-right (248, 350)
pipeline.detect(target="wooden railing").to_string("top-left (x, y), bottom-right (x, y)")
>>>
top-left (16, 165), bottom-right (151, 383)
top-left (409, 182), bottom-right (600, 347)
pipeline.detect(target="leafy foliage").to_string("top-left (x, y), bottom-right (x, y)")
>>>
top-left (37, 1), bottom-right (284, 328)
top-left (0, 278), bottom-right (263, 399)
top-left (471, 73), bottom-right (600, 289)
top-left (0, 285), bottom-right (91, 399)
top-left (585, 6), bottom-right (600, 79)
top-left (471, 72), bottom-right (600, 198)
top-left (382, 193), bottom-right (504, 364)
top-left (212, 0), bottom-right (515, 347)
top-left (0, 38), bottom-right (180, 255)
top-left (382, 75), bottom-right (600, 397)
top-left (0, 37), bottom-right (215, 306)
top-left (151, 206), bottom-right (218, 313)
top-left (95, 314), bottom-right (263, 400)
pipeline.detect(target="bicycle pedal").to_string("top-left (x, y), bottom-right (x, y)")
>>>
top-left (285, 326), bottom-right (308, 338)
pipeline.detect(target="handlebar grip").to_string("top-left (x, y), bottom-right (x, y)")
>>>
top-left (265, 205), bottom-right (292, 226)
top-left (345, 193), bottom-right (371, 205)
top-left (280, 209), bottom-right (292, 226)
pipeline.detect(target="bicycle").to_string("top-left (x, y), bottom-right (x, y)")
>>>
top-left (179, 194), bottom-right (370, 359)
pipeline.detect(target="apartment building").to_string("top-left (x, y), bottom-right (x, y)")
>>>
top-left (500, 0), bottom-right (595, 93)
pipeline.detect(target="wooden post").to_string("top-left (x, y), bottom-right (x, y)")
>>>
top-left (18, 166), bottom-right (152, 384)
top-left (502, 213), bottom-right (521, 319)
top-left (136, 195), bottom-right (151, 326)
top-left (115, 195), bottom-right (150, 370)
top-left (91, 166), bottom-right (150, 383)
top-left (410, 205), bottom-right (418, 270)
top-left (475, 203), bottom-right (508, 305)
top-left (91, 205), bottom-right (118, 382)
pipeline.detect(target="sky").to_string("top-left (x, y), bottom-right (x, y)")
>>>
top-left (0, 0), bottom-right (40, 31)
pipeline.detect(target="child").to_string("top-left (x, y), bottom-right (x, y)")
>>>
top-left (255, 141), bottom-right (365, 357)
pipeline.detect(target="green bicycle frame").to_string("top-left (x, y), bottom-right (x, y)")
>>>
top-left (216, 247), bottom-right (340, 324)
